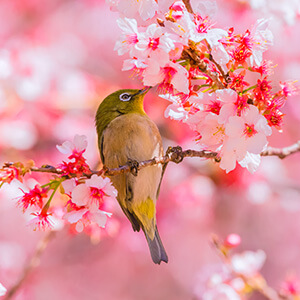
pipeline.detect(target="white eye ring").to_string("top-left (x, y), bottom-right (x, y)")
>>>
top-left (119, 93), bottom-right (131, 101)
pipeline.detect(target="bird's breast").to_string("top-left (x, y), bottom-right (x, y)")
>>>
top-left (101, 113), bottom-right (163, 166)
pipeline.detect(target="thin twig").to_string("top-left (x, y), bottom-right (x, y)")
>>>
top-left (182, 48), bottom-right (225, 89)
top-left (182, 0), bottom-right (194, 13)
top-left (5, 231), bottom-right (56, 299)
top-left (211, 235), bottom-right (288, 300)
top-left (261, 141), bottom-right (300, 159)
top-left (208, 53), bottom-right (231, 85)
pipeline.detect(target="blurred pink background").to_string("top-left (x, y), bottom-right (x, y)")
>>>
top-left (1, 0), bottom-right (300, 299)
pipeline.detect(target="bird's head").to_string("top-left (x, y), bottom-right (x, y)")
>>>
top-left (98, 87), bottom-right (150, 115)
top-left (95, 87), bottom-right (151, 140)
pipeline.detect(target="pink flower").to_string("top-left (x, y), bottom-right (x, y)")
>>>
top-left (57, 135), bottom-right (90, 177)
top-left (160, 93), bottom-right (197, 121)
top-left (56, 134), bottom-right (87, 155)
top-left (196, 113), bottom-right (226, 150)
top-left (135, 23), bottom-right (176, 57)
top-left (143, 55), bottom-right (189, 94)
top-left (122, 57), bottom-right (147, 72)
top-left (62, 175), bottom-right (116, 232)
top-left (281, 277), bottom-right (300, 296)
top-left (28, 211), bottom-right (54, 231)
top-left (217, 89), bottom-right (246, 123)
top-left (279, 80), bottom-right (298, 98)
top-left (63, 203), bottom-right (112, 233)
top-left (230, 250), bottom-right (266, 277)
top-left (114, 18), bottom-right (140, 57)
top-left (72, 175), bottom-right (117, 208)
top-left (0, 165), bottom-right (22, 184)
top-left (249, 19), bottom-right (273, 67)
top-left (225, 105), bottom-right (272, 155)
top-left (18, 185), bottom-right (48, 212)
top-left (167, 1), bottom-right (186, 21)
top-left (219, 105), bottom-right (271, 172)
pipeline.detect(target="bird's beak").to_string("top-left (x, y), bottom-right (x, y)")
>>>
top-left (137, 86), bottom-right (152, 95)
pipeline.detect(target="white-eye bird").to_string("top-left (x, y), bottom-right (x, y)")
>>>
top-left (95, 88), bottom-right (168, 264)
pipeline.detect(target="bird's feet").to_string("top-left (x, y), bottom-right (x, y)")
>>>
top-left (127, 159), bottom-right (139, 176)
top-left (166, 146), bottom-right (184, 164)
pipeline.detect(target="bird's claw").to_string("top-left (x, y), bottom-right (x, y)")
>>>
top-left (127, 159), bottom-right (139, 176)
top-left (166, 146), bottom-right (184, 164)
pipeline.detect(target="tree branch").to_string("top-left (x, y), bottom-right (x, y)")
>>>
top-left (5, 231), bottom-right (56, 299)
top-left (3, 141), bottom-right (300, 180)
top-left (182, 47), bottom-right (225, 89)
top-left (208, 53), bottom-right (231, 85)
top-left (182, 0), bottom-right (194, 14)
top-left (261, 141), bottom-right (300, 159)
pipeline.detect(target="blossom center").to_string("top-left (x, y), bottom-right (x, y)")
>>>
top-left (243, 123), bottom-right (257, 137)
top-left (148, 37), bottom-right (160, 50)
top-left (194, 15), bottom-right (211, 33)
top-left (207, 101), bottom-right (221, 115)
top-left (90, 187), bottom-right (105, 207)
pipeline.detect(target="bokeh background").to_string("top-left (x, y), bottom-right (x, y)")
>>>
top-left (0, 0), bottom-right (300, 299)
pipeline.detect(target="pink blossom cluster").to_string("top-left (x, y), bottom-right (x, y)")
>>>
top-left (0, 135), bottom-right (117, 232)
top-left (196, 233), bottom-right (300, 299)
top-left (195, 234), bottom-right (266, 300)
top-left (109, 0), bottom-right (298, 173)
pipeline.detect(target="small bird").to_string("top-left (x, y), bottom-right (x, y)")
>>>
top-left (95, 88), bottom-right (168, 264)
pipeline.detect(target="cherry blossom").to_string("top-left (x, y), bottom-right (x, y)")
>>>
top-left (0, 165), bottom-right (22, 184)
top-left (136, 23), bottom-right (176, 58)
top-left (249, 19), bottom-right (273, 67)
top-left (27, 211), bottom-right (54, 231)
top-left (143, 58), bottom-right (189, 94)
top-left (18, 185), bottom-right (48, 212)
top-left (62, 175), bottom-right (117, 232)
top-left (57, 135), bottom-right (90, 177)
top-left (219, 105), bottom-right (271, 172)
top-left (56, 134), bottom-right (88, 155)
top-left (230, 250), bottom-right (266, 277)
top-left (114, 18), bottom-right (141, 57)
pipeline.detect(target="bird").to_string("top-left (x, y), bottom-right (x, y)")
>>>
top-left (95, 87), bottom-right (168, 264)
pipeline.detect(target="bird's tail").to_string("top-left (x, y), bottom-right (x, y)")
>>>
top-left (144, 225), bottom-right (168, 264)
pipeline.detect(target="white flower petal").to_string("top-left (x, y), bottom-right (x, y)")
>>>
top-left (73, 134), bottom-right (87, 152)
top-left (56, 141), bottom-right (73, 154)
top-left (246, 133), bottom-right (267, 154)
top-left (239, 152), bottom-right (261, 173)
top-left (63, 209), bottom-right (88, 224)
top-left (0, 283), bottom-right (7, 296)
top-left (72, 184), bottom-right (90, 206)
top-left (225, 116), bottom-right (244, 137)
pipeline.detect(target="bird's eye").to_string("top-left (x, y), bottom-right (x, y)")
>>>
top-left (119, 93), bottom-right (131, 102)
